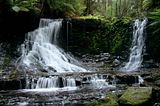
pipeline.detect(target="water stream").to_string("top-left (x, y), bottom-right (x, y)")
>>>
top-left (0, 18), bottom-right (147, 106)
top-left (121, 18), bottom-right (147, 72)
top-left (19, 19), bottom-right (87, 73)
top-left (15, 18), bottom-right (116, 92)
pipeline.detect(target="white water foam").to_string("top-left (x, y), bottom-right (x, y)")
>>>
top-left (121, 18), bottom-right (147, 72)
top-left (17, 19), bottom-right (115, 91)
top-left (21, 87), bottom-right (78, 92)
top-left (19, 19), bottom-right (87, 73)
top-left (35, 76), bottom-right (76, 89)
top-left (91, 75), bottom-right (115, 89)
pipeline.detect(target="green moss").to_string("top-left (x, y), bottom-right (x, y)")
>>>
top-left (103, 92), bottom-right (119, 106)
top-left (69, 17), bottom-right (132, 56)
top-left (9, 69), bottom-right (19, 80)
top-left (2, 56), bottom-right (11, 69)
top-left (11, 0), bottom-right (40, 13)
top-left (77, 15), bottom-right (105, 20)
top-left (86, 92), bottom-right (119, 106)
top-left (118, 87), bottom-right (152, 105)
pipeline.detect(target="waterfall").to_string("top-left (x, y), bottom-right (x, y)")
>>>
top-left (18, 19), bottom-right (115, 90)
top-left (23, 74), bottom-right (115, 90)
top-left (18, 19), bottom-right (87, 73)
top-left (121, 18), bottom-right (147, 72)
top-left (35, 77), bottom-right (76, 88)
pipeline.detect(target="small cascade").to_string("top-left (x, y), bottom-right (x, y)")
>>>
top-left (23, 74), bottom-right (116, 91)
top-left (91, 77), bottom-right (110, 89)
top-left (35, 77), bottom-right (76, 89)
top-left (36, 77), bottom-right (59, 88)
top-left (64, 77), bottom-right (76, 87)
top-left (121, 18), bottom-right (147, 72)
top-left (138, 75), bottom-right (144, 84)
top-left (18, 19), bottom-right (87, 73)
top-left (16, 18), bottom-right (116, 92)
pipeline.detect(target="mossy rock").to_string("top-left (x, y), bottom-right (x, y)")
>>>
top-left (118, 87), bottom-right (152, 106)
top-left (155, 79), bottom-right (160, 86)
top-left (103, 92), bottom-right (119, 106)
top-left (86, 92), bottom-right (119, 106)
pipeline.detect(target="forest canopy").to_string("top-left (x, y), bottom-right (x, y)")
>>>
top-left (5, 0), bottom-right (159, 18)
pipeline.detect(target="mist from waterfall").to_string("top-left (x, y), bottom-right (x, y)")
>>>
top-left (121, 18), bottom-right (147, 72)
top-left (18, 19), bottom-right (87, 73)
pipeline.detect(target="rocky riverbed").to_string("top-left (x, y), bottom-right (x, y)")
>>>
top-left (0, 67), bottom-right (160, 106)
top-left (0, 52), bottom-right (160, 106)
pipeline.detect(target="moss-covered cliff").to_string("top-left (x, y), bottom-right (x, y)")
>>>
top-left (61, 17), bottom-right (132, 58)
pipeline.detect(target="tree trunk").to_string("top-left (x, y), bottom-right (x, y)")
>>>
top-left (119, 0), bottom-right (121, 17)
top-left (116, 0), bottom-right (118, 17)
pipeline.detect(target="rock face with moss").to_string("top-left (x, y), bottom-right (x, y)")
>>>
top-left (61, 17), bottom-right (132, 57)
top-left (102, 92), bottom-right (119, 106)
top-left (118, 87), bottom-right (152, 106)
top-left (86, 92), bottom-right (119, 106)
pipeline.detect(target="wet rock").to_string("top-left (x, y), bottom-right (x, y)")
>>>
top-left (82, 53), bottom-right (111, 63)
top-left (112, 59), bottom-right (120, 67)
top-left (152, 87), bottom-right (160, 106)
top-left (143, 59), bottom-right (159, 68)
top-left (144, 76), bottom-right (154, 82)
top-left (115, 75), bottom-right (139, 85)
top-left (86, 92), bottom-right (119, 106)
top-left (82, 77), bottom-right (88, 82)
top-left (40, 69), bottom-right (48, 73)
top-left (107, 75), bottom-right (116, 85)
top-left (58, 77), bottom-right (64, 88)
top-left (75, 80), bottom-right (82, 86)
top-left (155, 80), bottom-right (160, 86)
top-left (0, 79), bottom-right (26, 90)
top-left (118, 87), bottom-right (152, 106)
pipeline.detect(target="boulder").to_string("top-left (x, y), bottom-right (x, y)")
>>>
top-left (155, 79), bottom-right (160, 86)
top-left (118, 87), bottom-right (152, 106)
top-left (112, 59), bottom-right (120, 67)
top-left (103, 92), bottom-right (119, 106)
top-left (87, 92), bottom-right (119, 106)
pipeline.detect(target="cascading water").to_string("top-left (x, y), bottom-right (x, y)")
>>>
top-left (17, 18), bottom-right (115, 91)
top-left (121, 18), bottom-right (147, 72)
top-left (35, 77), bottom-right (76, 88)
top-left (1, 18), bottom-right (148, 106)
top-left (19, 19), bottom-right (87, 73)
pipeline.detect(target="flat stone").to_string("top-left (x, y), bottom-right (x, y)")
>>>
top-left (118, 87), bottom-right (152, 106)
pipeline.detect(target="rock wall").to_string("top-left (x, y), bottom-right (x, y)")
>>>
top-left (0, 2), bottom-right (40, 68)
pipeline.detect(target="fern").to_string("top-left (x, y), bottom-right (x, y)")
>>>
top-left (148, 9), bottom-right (160, 35)
top-left (11, 0), bottom-right (39, 12)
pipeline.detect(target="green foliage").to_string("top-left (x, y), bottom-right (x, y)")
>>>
top-left (44, 0), bottom-right (85, 16)
top-left (143, 0), bottom-right (152, 10)
top-left (143, 0), bottom-right (160, 10)
top-left (148, 9), bottom-right (160, 34)
top-left (119, 87), bottom-right (152, 105)
top-left (3, 0), bottom-right (154, 18)
top-left (9, 69), bottom-right (19, 79)
top-left (84, 0), bottom-right (145, 18)
top-left (146, 7), bottom-right (160, 62)
top-left (112, 34), bottom-right (123, 54)
top-left (11, 0), bottom-right (40, 12)
top-left (2, 56), bottom-right (11, 69)
top-left (71, 17), bottom-right (132, 55)
top-left (78, 15), bottom-right (105, 20)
